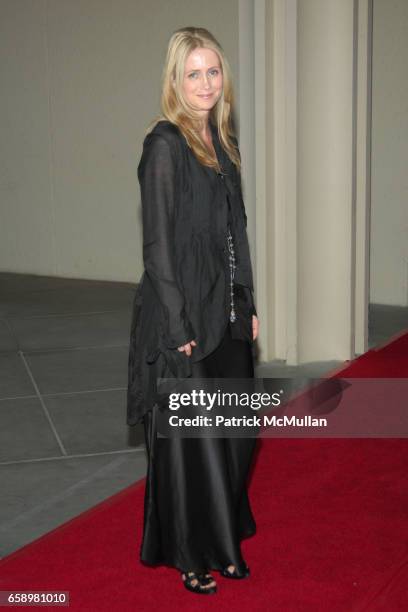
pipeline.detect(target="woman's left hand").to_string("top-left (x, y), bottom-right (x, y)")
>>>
top-left (252, 315), bottom-right (259, 341)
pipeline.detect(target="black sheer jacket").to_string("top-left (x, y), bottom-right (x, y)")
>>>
top-left (127, 120), bottom-right (257, 425)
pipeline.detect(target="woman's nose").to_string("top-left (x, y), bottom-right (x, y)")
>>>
top-left (201, 73), bottom-right (210, 88)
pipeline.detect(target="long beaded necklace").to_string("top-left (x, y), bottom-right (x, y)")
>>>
top-left (214, 135), bottom-right (237, 324)
top-left (226, 226), bottom-right (237, 323)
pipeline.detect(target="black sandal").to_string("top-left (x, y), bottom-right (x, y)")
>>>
top-left (181, 571), bottom-right (217, 595)
top-left (197, 572), bottom-right (216, 585)
top-left (220, 562), bottom-right (250, 579)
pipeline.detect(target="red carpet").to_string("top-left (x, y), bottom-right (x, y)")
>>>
top-left (1, 331), bottom-right (407, 610)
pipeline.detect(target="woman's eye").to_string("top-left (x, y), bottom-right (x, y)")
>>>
top-left (188, 69), bottom-right (219, 79)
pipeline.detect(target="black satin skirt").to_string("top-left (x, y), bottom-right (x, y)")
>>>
top-left (140, 321), bottom-right (257, 574)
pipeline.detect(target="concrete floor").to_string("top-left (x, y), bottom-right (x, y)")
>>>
top-left (0, 272), bottom-right (406, 558)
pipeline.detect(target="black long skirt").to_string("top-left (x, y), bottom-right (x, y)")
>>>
top-left (140, 322), bottom-right (257, 574)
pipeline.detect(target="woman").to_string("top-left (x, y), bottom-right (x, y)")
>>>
top-left (127, 26), bottom-right (259, 595)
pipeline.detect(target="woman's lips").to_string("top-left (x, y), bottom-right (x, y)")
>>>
top-left (198, 94), bottom-right (213, 99)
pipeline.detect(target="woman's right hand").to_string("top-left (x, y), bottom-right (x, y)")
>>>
top-left (177, 339), bottom-right (197, 357)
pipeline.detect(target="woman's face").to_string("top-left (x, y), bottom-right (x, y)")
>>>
top-left (181, 47), bottom-right (223, 116)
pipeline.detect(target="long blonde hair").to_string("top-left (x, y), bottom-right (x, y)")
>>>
top-left (146, 27), bottom-right (241, 173)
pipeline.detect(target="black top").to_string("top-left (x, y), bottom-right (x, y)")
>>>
top-left (126, 120), bottom-right (257, 425)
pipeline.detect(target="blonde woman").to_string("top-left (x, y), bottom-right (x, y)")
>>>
top-left (127, 26), bottom-right (259, 595)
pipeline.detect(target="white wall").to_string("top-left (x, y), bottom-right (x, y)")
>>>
top-left (370, 0), bottom-right (408, 306)
top-left (0, 0), bottom-right (239, 283)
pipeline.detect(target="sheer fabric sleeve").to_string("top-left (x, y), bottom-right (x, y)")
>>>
top-left (244, 287), bottom-right (257, 317)
top-left (235, 283), bottom-right (257, 317)
top-left (231, 135), bottom-right (257, 318)
top-left (138, 133), bottom-right (195, 348)
top-left (231, 135), bottom-right (248, 228)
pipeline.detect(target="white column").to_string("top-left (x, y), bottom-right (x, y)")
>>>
top-left (354, 0), bottom-right (372, 356)
top-left (297, 0), bottom-right (355, 361)
top-left (239, 0), bottom-right (365, 364)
